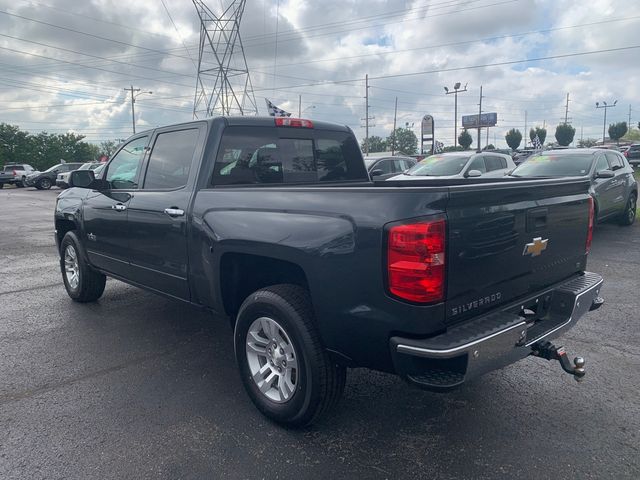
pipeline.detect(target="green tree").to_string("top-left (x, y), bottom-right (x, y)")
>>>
top-left (529, 127), bottom-right (547, 145)
top-left (361, 135), bottom-right (386, 153)
top-left (622, 127), bottom-right (640, 142)
top-left (608, 122), bottom-right (628, 145)
top-left (555, 124), bottom-right (576, 146)
top-left (458, 129), bottom-right (473, 150)
top-left (100, 140), bottom-right (119, 158)
top-left (386, 128), bottom-right (418, 155)
top-left (505, 128), bottom-right (522, 150)
top-left (578, 138), bottom-right (598, 148)
top-left (0, 123), bottom-right (30, 166)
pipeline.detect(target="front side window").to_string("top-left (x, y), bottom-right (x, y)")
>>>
top-left (484, 156), bottom-right (506, 171)
top-left (467, 156), bottom-right (487, 173)
top-left (105, 136), bottom-right (148, 189)
top-left (605, 152), bottom-right (623, 170)
top-left (143, 129), bottom-right (199, 190)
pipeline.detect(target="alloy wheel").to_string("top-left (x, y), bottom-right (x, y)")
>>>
top-left (64, 245), bottom-right (80, 289)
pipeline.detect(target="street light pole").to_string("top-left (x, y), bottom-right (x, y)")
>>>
top-left (595, 100), bottom-right (617, 145)
top-left (444, 82), bottom-right (467, 147)
top-left (124, 85), bottom-right (152, 134)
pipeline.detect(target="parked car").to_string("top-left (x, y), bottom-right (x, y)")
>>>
top-left (25, 162), bottom-right (83, 190)
top-left (386, 151), bottom-right (515, 181)
top-left (512, 149), bottom-right (537, 165)
top-left (0, 164), bottom-right (35, 188)
top-left (511, 149), bottom-right (637, 225)
top-left (623, 144), bottom-right (640, 166)
top-left (56, 162), bottom-right (102, 189)
top-left (364, 155), bottom-right (416, 179)
top-left (55, 117), bottom-right (603, 426)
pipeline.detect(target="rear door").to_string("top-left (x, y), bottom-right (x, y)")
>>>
top-left (483, 155), bottom-right (508, 177)
top-left (83, 135), bottom-right (149, 276)
top-left (593, 153), bottom-right (618, 217)
top-left (126, 124), bottom-right (206, 300)
top-left (445, 179), bottom-right (591, 323)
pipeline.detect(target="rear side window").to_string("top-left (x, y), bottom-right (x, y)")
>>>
top-left (212, 127), bottom-right (366, 186)
top-left (467, 156), bottom-right (486, 173)
top-left (595, 155), bottom-right (609, 172)
top-left (143, 129), bottom-right (199, 189)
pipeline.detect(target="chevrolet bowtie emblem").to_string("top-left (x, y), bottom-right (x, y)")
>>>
top-left (523, 237), bottom-right (548, 257)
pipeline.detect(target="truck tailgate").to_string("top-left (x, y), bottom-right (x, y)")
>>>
top-left (444, 177), bottom-right (592, 324)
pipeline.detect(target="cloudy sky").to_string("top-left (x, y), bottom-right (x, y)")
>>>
top-left (0, 0), bottom-right (638, 148)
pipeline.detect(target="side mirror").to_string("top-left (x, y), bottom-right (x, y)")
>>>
top-left (466, 169), bottom-right (483, 178)
top-left (595, 170), bottom-right (615, 179)
top-left (69, 169), bottom-right (96, 188)
top-left (370, 169), bottom-right (383, 177)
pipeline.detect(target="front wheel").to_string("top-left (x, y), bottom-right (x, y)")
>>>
top-left (234, 284), bottom-right (346, 427)
top-left (619, 193), bottom-right (637, 226)
top-left (60, 231), bottom-right (106, 302)
top-left (38, 178), bottom-right (52, 190)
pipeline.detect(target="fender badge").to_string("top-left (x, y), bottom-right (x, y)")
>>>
top-left (523, 237), bottom-right (548, 257)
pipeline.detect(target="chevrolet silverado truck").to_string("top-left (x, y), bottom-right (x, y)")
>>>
top-left (54, 117), bottom-right (604, 426)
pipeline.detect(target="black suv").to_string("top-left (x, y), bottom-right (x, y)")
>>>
top-left (624, 144), bottom-right (640, 166)
top-left (24, 163), bottom-right (83, 190)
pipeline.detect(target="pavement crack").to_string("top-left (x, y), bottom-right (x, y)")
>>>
top-left (0, 282), bottom-right (61, 296)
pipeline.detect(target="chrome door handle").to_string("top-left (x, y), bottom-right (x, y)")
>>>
top-left (111, 203), bottom-right (127, 211)
top-left (164, 208), bottom-right (185, 217)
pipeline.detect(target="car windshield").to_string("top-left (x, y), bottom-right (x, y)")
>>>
top-left (406, 154), bottom-right (470, 176)
top-left (511, 153), bottom-right (594, 177)
top-left (44, 164), bottom-right (63, 173)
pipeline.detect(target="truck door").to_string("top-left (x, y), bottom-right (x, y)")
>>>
top-left (83, 135), bottom-right (149, 277)
top-left (125, 124), bottom-right (206, 300)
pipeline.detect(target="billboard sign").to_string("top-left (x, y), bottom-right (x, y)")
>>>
top-left (462, 112), bottom-right (497, 128)
top-left (421, 114), bottom-right (434, 154)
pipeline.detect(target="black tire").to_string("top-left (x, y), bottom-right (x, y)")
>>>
top-left (619, 193), bottom-right (637, 226)
top-left (18, 177), bottom-right (26, 188)
top-left (60, 231), bottom-right (106, 302)
top-left (234, 284), bottom-right (346, 427)
top-left (38, 178), bottom-right (52, 190)
top-left (0, 183), bottom-right (4, 189)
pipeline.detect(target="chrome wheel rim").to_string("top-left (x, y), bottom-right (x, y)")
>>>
top-left (245, 317), bottom-right (298, 403)
top-left (64, 245), bottom-right (80, 289)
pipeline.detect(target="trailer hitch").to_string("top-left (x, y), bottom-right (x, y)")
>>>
top-left (531, 341), bottom-right (585, 382)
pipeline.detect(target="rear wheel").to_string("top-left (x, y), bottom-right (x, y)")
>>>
top-left (60, 231), bottom-right (106, 302)
top-left (619, 193), bottom-right (637, 226)
top-left (38, 178), bottom-right (52, 190)
top-left (234, 284), bottom-right (346, 427)
top-left (18, 177), bottom-right (26, 188)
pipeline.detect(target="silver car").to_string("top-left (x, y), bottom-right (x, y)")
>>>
top-left (387, 151), bottom-right (516, 181)
top-left (511, 149), bottom-right (637, 226)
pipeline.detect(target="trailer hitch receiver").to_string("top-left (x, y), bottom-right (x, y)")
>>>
top-left (531, 340), bottom-right (585, 382)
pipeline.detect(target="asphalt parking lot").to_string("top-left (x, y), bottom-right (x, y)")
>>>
top-left (1, 186), bottom-right (639, 480)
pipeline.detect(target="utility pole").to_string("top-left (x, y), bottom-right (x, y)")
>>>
top-left (564, 93), bottom-right (570, 124)
top-left (477, 85), bottom-right (483, 152)
top-left (445, 82), bottom-right (467, 147)
top-left (298, 94), bottom-right (301, 117)
top-left (361, 74), bottom-right (374, 155)
top-left (580, 125), bottom-right (583, 143)
top-left (392, 96), bottom-right (398, 155)
top-left (596, 100), bottom-right (617, 145)
top-left (524, 110), bottom-right (527, 148)
top-left (629, 105), bottom-right (632, 129)
top-left (124, 85), bottom-right (152, 134)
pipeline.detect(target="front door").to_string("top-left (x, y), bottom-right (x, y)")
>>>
top-left (592, 153), bottom-right (618, 217)
top-left (83, 135), bottom-right (149, 276)
top-left (126, 125), bottom-right (205, 300)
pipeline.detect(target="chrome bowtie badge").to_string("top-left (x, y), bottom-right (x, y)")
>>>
top-left (523, 237), bottom-right (548, 257)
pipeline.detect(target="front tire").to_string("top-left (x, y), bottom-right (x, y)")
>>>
top-left (60, 231), bottom-right (106, 302)
top-left (38, 178), bottom-right (52, 190)
top-left (234, 284), bottom-right (346, 427)
top-left (619, 193), bottom-right (637, 226)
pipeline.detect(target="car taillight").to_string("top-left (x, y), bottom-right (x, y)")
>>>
top-left (12, 170), bottom-right (17, 177)
top-left (274, 117), bottom-right (313, 128)
top-left (623, 151), bottom-right (628, 157)
top-left (586, 196), bottom-right (594, 254)
top-left (387, 219), bottom-right (446, 303)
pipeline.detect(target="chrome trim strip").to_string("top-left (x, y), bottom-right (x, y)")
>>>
top-left (396, 321), bottom-right (527, 357)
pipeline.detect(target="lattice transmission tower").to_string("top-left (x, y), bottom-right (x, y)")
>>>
top-left (192, 0), bottom-right (258, 118)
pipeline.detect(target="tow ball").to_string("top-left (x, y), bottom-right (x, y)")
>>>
top-left (531, 340), bottom-right (586, 382)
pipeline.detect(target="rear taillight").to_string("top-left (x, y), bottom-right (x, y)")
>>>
top-left (623, 151), bottom-right (628, 157)
top-left (586, 196), bottom-right (594, 254)
top-left (387, 219), bottom-right (446, 303)
top-left (12, 170), bottom-right (17, 177)
top-left (274, 117), bottom-right (313, 128)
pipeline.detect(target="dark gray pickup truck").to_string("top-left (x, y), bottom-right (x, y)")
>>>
top-left (55, 117), bottom-right (604, 426)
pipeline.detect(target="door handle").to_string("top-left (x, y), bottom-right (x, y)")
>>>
top-left (111, 203), bottom-right (127, 211)
top-left (164, 207), bottom-right (185, 217)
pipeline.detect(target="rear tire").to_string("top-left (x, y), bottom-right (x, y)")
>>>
top-left (234, 284), bottom-right (346, 427)
top-left (60, 231), bottom-right (106, 302)
top-left (18, 177), bottom-right (26, 188)
top-left (619, 193), bottom-right (637, 226)
top-left (38, 178), bottom-right (52, 190)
